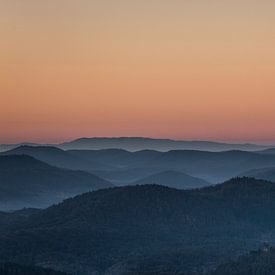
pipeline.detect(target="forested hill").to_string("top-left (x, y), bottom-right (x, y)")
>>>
top-left (0, 262), bottom-right (68, 275)
top-left (210, 246), bottom-right (275, 275)
top-left (1, 178), bottom-right (275, 274)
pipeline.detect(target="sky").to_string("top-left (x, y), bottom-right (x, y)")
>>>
top-left (1, 0), bottom-right (275, 144)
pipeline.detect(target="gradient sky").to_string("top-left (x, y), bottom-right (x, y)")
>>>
top-left (1, 0), bottom-right (275, 144)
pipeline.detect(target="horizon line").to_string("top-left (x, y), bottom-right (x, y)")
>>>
top-left (0, 136), bottom-right (274, 147)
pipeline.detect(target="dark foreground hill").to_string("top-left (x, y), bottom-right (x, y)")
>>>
top-left (0, 262), bottom-right (68, 275)
top-left (1, 178), bottom-right (275, 274)
top-left (210, 246), bottom-right (275, 275)
top-left (132, 170), bottom-right (210, 189)
top-left (0, 211), bottom-right (26, 232)
top-left (0, 155), bottom-right (113, 210)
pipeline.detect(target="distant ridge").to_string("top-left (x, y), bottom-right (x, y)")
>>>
top-left (4, 146), bottom-right (275, 183)
top-left (0, 137), bottom-right (271, 152)
top-left (60, 137), bottom-right (270, 152)
top-left (0, 143), bottom-right (39, 152)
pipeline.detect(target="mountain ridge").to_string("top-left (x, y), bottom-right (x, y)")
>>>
top-left (60, 137), bottom-right (270, 152)
top-left (1, 137), bottom-right (271, 152)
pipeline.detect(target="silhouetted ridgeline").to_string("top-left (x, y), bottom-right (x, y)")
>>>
top-left (60, 137), bottom-right (269, 151)
top-left (0, 137), bottom-right (271, 152)
top-left (5, 145), bottom-right (275, 183)
top-left (1, 178), bottom-right (275, 274)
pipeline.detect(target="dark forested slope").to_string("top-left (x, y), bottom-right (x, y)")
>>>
top-left (0, 262), bottom-right (68, 275)
top-left (210, 246), bottom-right (275, 275)
top-left (1, 178), bottom-right (275, 274)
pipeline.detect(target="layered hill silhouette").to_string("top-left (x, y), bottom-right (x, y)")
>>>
top-left (4, 146), bottom-right (275, 183)
top-left (0, 143), bottom-right (39, 153)
top-left (1, 178), bottom-right (275, 274)
top-left (131, 170), bottom-right (210, 189)
top-left (60, 137), bottom-right (269, 151)
top-left (68, 148), bottom-right (162, 168)
top-left (1, 146), bottom-right (110, 171)
top-left (1, 138), bottom-right (270, 152)
top-left (0, 155), bottom-right (113, 210)
top-left (143, 150), bottom-right (275, 182)
top-left (70, 149), bottom-right (275, 183)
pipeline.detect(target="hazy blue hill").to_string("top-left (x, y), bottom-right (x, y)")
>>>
top-left (93, 167), bottom-right (164, 185)
top-left (139, 150), bottom-right (275, 182)
top-left (69, 149), bottom-right (164, 184)
top-left (131, 170), bottom-right (210, 189)
top-left (3, 146), bottom-right (275, 183)
top-left (0, 154), bottom-right (49, 170)
top-left (68, 148), bottom-right (162, 168)
top-left (69, 149), bottom-right (275, 183)
top-left (1, 146), bottom-right (109, 171)
top-left (0, 155), bottom-right (113, 210)
top-left (11, 146), bottom-right (275, 185)
top-left (0, 143), bottom-right (39, 153)
top-left (60, 137), bottom-right (268, 152)
top-left (68, 149), bottom-right (134, 168)
top-left (259, 148), bottom-right (275, 155)
top-left (240, 167), bottom-right (275, 182)
top-left (1, 178), bottom-right (275, 273)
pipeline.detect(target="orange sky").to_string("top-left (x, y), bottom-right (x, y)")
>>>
top-left (1, 0), bottom-right (275, 144)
